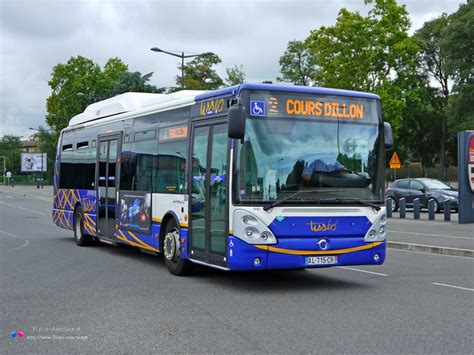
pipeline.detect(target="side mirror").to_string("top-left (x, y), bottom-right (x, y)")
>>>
top-left (383, 122), bottom-right (394, 150)
top-left (228, 102), bottom-right (246, 140)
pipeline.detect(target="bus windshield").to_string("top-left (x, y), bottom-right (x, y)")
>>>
top-left (235, 93), bottom-right (382, 205)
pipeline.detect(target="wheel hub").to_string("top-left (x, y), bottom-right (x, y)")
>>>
top-left (164, 230), bottom-right (180, 261)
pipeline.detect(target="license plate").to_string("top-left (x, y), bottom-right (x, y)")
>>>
top-left (306, 256), bottom-right (338, 265)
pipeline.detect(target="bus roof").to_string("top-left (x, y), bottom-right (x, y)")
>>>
top-left (67, 83), bottom-right (380, 128)
top-left (195, 83), bottom-right (381, 101)
top-left (68, 90), bottom-right (205, 127)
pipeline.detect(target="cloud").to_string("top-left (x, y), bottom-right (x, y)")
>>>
top-left (0, 0), bottom-right (462, 137)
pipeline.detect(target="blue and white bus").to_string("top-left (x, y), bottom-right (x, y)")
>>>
top-left (53, 83), bottom-right (393, 275)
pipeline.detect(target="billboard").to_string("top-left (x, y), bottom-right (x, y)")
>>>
top-left (21, 153), bottom-right (47, 172)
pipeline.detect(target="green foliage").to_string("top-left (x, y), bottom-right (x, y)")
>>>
top-left (175, 54), bottom-right (223, 90)
top-left (278, 40), bottom-right (317, 85)
top-left (398, 84), bottom-right (443, 168)
top-left (32, 127), bottom-right (58, 180)
top-left (441, 2), bottom-right (474, 162)
top-left (112, 72), bottom-right (165, 95)
top-left (305, 0), bottom-right (422, 139)
top-left (46, 56), bottom-right (102, 132)
top-left (415, 14), bottom-right (449, 89)
top-left (0, 135), bottom-right (22, 175)
top-left (46, 56), bottom-right (162, 133)
top-left (415, 14), bottom-right (451, 174)
top-left (225, 65), bottom-right (246, 86)
top-left (440, 1), bottom-right (474, 88)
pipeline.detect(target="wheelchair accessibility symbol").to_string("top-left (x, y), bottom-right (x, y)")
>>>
top-left (250, 101), bottom-right (265, 116)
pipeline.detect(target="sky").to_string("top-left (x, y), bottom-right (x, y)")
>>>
top-left (0, 0), bottom-right (463, 139)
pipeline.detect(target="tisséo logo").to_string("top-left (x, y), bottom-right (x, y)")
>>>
top-left (10, 331), bottom-right (24, 339)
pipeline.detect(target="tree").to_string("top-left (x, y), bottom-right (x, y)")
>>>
top-left (415, 15), bottom-right (450, 177)
top-left (46, 56), bottom-right (102, 131)
top-left (175, 54), bottom-right (223, 90)
top-left (32, 127), bottom-right (58, 181)
top-left (112, 71), bottom-right (165, 95)
top-left (305, 0), bottom-right (422, 141)
top-left (398, 84), bottom-right (443, 171)
top-left (225, 65), bottom-right (246, 86)
top-left (441, 1), bottom-right (474, 163)
top-left (0, 135), bottom-right (22, 175)
top-left (46, 56), bottom-right (162, 133)
top-left (278, 40), bottom-right (317, 85)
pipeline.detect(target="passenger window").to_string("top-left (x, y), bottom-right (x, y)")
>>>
top-left (411, 181), bottom-right (424, 191)
top-left (398, 180), bottom-right (410, 189)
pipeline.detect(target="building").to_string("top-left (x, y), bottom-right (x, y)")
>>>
top-left (20, 139), bottom-right (38, 153)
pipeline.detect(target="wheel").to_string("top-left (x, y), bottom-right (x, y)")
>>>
top-left (162, 220), bottom-right (193, 276)
top-left (73, 206), bottom-right (92, 246)
top-left (427, 198), bottom-right (440, 213)
top-left (387, 196), bottom-right (398, 212)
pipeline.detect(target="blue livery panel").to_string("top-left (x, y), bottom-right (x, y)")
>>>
top-left (52, 189), bottom-right (97, 235)
top-left (226, 215), bottom-right (385, 270)
top-left (268, 216), bottom-right (371, 237)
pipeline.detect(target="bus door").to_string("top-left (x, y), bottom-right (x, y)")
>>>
top-left (189, 122), bottom-right (229, 267)
top-left (96, 133), bottom-right (122, 240)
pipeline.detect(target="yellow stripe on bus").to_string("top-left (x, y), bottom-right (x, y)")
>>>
top-left (255, 242), bottom-right (383, 255)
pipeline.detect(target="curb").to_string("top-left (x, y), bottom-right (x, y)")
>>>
top-left (387, 241), bottom-right (473, 258)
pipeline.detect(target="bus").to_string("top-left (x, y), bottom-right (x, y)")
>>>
top-left (52, 83), bottom-right (394, 275)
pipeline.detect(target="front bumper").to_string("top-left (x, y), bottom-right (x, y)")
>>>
top-left (227, 236), bottom-right (386, 271)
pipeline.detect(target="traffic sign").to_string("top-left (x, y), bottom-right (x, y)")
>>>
top-left (389, 152), bottom-right (401, 169)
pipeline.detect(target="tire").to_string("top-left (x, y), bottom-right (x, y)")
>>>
top-left (427, 198), bottom-right (440, 213)
top-left (162, 220), bottom-right (193, 276)
top-left (73, 206), bottom-right (92, 246)
top-left (387, 196), bottom-right (398, 212)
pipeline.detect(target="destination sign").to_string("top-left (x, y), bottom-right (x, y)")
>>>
top-left (192, 97), bottom-right (228, 118)
top-left (249, 92), bottom-right (378, 122)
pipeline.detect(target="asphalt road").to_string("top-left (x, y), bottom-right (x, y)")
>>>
top-left (1, 189), bottom-right (473, 354)
top-left (387, 218), bottom-right (474, 250)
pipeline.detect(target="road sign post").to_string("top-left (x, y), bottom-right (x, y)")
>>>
top-left (389, 151), bottom-right (401, 180)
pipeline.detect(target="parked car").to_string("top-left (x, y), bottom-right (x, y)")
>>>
top-left (386, 178), bottom-right (458, 213)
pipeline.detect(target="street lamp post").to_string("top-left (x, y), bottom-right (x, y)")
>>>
top-left (150, 47), bottom-right (215, 88)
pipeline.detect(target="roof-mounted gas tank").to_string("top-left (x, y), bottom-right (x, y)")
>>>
top-left (68, 90), bottom-right (205, 127)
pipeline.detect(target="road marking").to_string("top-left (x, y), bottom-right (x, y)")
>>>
top-left (0, 230), bottom-right (30, 251)
top-left (337, 266), bottom-right (388, 276)
top-left (8, 239), bottom-right (30, 251)
top-left (432, 282), bottom-right (474, 292)
top-left (0, 200), bottom-right (46, 215)
top-left (388, 229), bottom-right (473, 240)
top-left (390, 248), bottom-right (474, 259)
top-left (0, 230), bottom-right (18, 237)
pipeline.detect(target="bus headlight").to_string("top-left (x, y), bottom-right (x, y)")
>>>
top-left (233, 210), bottom-right (277, 245)
top-left (364, 208), bottom-right (387, 242)
top-left (244, 227), bottom-right (259, 239)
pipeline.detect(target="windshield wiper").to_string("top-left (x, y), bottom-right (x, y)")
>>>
top-left (262, 189), bottom-right (340, 211)
top-left (263, 194), bottom-right (382, 212)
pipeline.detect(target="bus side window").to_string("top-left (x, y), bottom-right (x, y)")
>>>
top-left (121, 134), bottom-right (156, 192)
top-left (120, 142), bottom-right (135, 191)
top-left (155, 139), bottom-right (187, 194)
top-left (74, 141), bottom-right (96, 189)
top-left (59, 143), bottom-right (74, 188)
